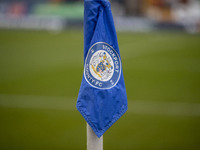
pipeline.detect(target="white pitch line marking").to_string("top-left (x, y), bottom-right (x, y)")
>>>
top-left (0, 94), bottom-right (200, 116)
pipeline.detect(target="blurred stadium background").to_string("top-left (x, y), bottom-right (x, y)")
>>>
top-left (0, 0), bottom-right (200, 150)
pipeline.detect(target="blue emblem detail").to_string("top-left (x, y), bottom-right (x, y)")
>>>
top-left (84, 42), bottom-right (121, 89)
top-left (96, 62), bottom-right (105, 72)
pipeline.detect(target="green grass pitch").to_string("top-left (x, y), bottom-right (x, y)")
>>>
top-left (0, 29), bottom-right (200, 150)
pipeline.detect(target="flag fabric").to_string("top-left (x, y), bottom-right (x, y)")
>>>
top-left (77, 0), bottom-right (128, 138)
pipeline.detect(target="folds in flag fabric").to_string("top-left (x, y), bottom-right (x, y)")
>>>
top-left (77, 0), bottom-right (128, 138)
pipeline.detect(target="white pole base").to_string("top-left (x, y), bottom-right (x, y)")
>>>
top-left (87, 123), bottom-right (103, 150)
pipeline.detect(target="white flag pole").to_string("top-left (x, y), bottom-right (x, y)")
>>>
top-left (87, 123), bottom-right (103, 150)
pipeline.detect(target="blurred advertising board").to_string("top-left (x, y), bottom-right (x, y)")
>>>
top-left (0, 2), bottom-right (83, 30)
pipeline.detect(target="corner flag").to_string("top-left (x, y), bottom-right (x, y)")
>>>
top-left (77, 0), bottom-right (128, 138)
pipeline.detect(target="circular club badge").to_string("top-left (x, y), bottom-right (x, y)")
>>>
top-left (84, 42), bottom-right (121, 89)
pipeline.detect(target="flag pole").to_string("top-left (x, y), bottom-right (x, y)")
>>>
top-left (87, 123), bottom-right (103, 150)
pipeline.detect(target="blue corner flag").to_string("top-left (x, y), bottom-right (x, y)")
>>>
top-left (77, 0), bottom-right (128, 138)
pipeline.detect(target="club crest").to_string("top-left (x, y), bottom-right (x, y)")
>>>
top-left (84, 42), bottom-right (121, 89)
